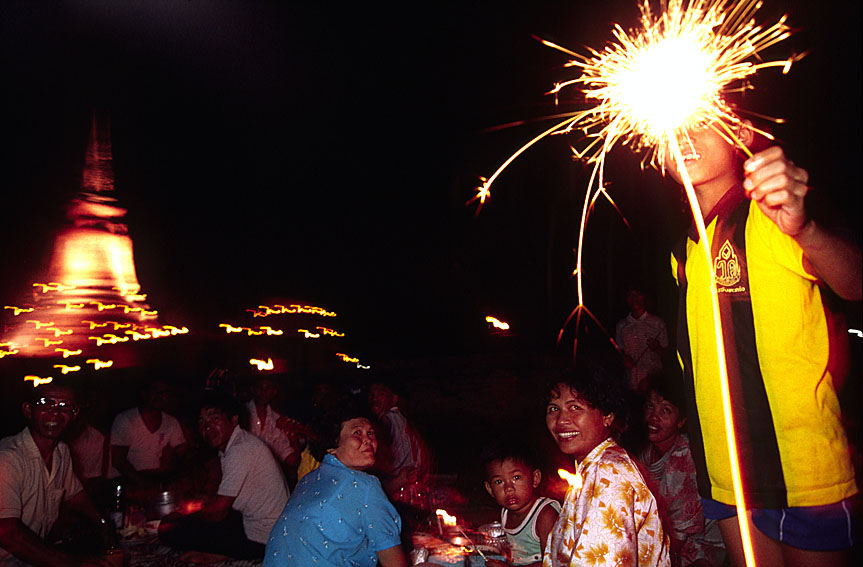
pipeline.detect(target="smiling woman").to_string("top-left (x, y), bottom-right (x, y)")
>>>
top-left (264, 402), bottom-right (408, 567)
top-left (542, 362), bottom-right (670, 567)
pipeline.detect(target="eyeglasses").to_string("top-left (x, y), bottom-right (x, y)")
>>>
top-left (34, 397), bottom-right (78, 414)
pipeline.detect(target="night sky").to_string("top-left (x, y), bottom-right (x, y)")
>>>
top-left (2, 0), bottom-right (860, 365)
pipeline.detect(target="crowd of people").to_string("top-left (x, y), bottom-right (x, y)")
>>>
top-left (1, 125), bottom-right (860, 567)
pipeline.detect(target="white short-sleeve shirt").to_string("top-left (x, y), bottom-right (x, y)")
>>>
top-left (109, 408), bottom-right (186, 476)
top-left (218, 426), bottom-right (289, 544)
top-left (0, 428), bottom-right (83, 563)
top-left (245, 401), bottom-right (296, 463)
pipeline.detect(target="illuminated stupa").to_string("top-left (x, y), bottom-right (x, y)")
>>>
top-left (1, 116), bottom-right (186, 372)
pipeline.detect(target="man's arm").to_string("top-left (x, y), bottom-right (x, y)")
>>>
top-left (109, 445), bottom-right (146, 486)
top-left (194, 494), bottom-right (235, 523)
top-left (63, 490), bottom-right (112, 547)
top-left (0, 517), bottom-right (92, 567)
top-left (743, 146), bottom-right (862, 300)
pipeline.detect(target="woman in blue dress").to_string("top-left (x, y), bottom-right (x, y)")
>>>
top-left (264, 402), bottom-right (408, 567)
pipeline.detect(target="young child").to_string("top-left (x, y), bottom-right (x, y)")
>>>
top-left (482, 443), bottom-right (560, 567)
top-left (668, 116), bottom-right (861, 567)
top-left (637, 374), bottom-right (725, 567)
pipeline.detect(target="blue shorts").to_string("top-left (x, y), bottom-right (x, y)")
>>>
top-left (701, 497), bottom-right (856, 551)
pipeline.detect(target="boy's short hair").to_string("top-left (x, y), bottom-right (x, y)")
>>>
top-left (480, 439), bottom-right (540, 477)
top-left (198, 389), bottom-right (241, 419)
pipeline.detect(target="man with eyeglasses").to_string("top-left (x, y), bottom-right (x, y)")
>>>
top-left (0, 383), bottom-right (114, 566)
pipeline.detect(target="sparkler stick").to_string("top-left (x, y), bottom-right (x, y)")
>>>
top-left (474, 2), bottom-right (800, 564)
top-left (669, 138), bottom-right (755, 566)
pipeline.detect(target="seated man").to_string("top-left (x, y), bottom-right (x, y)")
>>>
top-left (0, 383), bottom-right (114, 567)
top-left (109, 379), bottom-right (188, 489)
top-left (158, 390), bottom-right (289, 561)
top-left (245, 376), bottom-right (300, 486)
top-left (368, 381), bottom-right (432, 504)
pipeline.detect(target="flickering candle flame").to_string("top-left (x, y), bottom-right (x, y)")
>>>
top-left (53, 364), bottom-right (82, 375)
top-left (25, 375), bottom-right (54, 387)
top-left (297, 329), bottom-right (321, 339)
top-left (46, 327), bottom-right (73, 337)
top-left (55, 348), bottom-right (83, 358)
top-left (219, 323), bottom-right (244, 333)
top-left (0, 348), bottom-right (19, 358)
top-left (316, 326), bottom-right (345, 337)
top-left (436, 509), bottom-right (458, 527)
top-left (250, 358), bottom-right (274, 371)
top-left (86, 359), bottom-right (114, 370)
top-left (248, 304), bottom-right (338, 318)
top-left (27, 320), bottom-right (55, 330)
top-left (485, 316), bottom-right (510, 330)
top-left (164, 325), bottom-right (189, 335)
top-left (336, 353), bottom-right (359, 363)
top-left (558, 468), bottom-right (583, 492)
top-left (33, 282), bottom-right (76, 293)
top-left (5, 306), bottom-right (34, 316)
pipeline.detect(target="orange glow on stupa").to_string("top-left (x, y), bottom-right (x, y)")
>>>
top-left (1, 115), bottom-right (186, 367)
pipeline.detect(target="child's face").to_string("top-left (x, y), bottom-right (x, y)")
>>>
top-left (644, 390), bottom-right (685, 449)
top-left (484, 458), bottom-right (541, 515)
top-left (664, 121), bottom-right (743, 197)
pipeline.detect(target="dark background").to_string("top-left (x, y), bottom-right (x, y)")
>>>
top-left (0, 0), bottom-right (860, 443)
top-left (2, 1), bottom-right (858, 361)
top-left (0, 0), bottom-right (860, 525)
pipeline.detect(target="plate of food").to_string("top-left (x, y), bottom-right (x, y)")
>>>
top-left (118, 520), bottom-right (159, 547)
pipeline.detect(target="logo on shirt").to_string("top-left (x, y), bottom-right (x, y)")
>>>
top-left (714, 240), bottom-right (742, 288)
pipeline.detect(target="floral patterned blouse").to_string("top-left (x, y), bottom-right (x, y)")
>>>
top-left (637, 435), bottom-right (725, 567)
top-left (544, 438), bottom-right (670, 567)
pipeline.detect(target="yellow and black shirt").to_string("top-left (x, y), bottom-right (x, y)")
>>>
top-left (671, 184), bottom-right (856, 508)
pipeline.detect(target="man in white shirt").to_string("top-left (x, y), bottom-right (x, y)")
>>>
top-left (245, 376), bottom-right (299, 484)
top-left (0, 384), bottom-right (114, 567)
top-left (615, 286), bottom-right (669, 395)
top-left (368, 381), bottom-right (431, 503)
top-left (109, 379), bottom-right (188, 487)
top-left (158, 391), bottom-right (288, 561)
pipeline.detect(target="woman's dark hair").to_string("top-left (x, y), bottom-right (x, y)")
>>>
top-left (644, 371), bottom-right (687, 419)
top-left (309, 399), bottom-right (374, 462)
top-left (543, 356), bottom-right (627, 436)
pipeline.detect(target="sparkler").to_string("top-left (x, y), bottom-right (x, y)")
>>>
top-left (475, 2), bottom-right (799, 565)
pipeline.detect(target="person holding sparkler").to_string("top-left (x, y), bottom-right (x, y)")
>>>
top-left (668, 116), bottom-right (861, 567)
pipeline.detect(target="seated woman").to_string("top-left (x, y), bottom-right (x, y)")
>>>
top-left (543, 361), bottom-right (670, 567)
top-left (637, 374), bottom-right (725, 567)
top-left (263, 402), bottom-right (408, 567)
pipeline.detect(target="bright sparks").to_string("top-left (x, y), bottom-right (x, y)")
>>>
top-left (475, 3), bottom-right (796, 565)
top-left (475, 0), bottom-right (795, 208)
